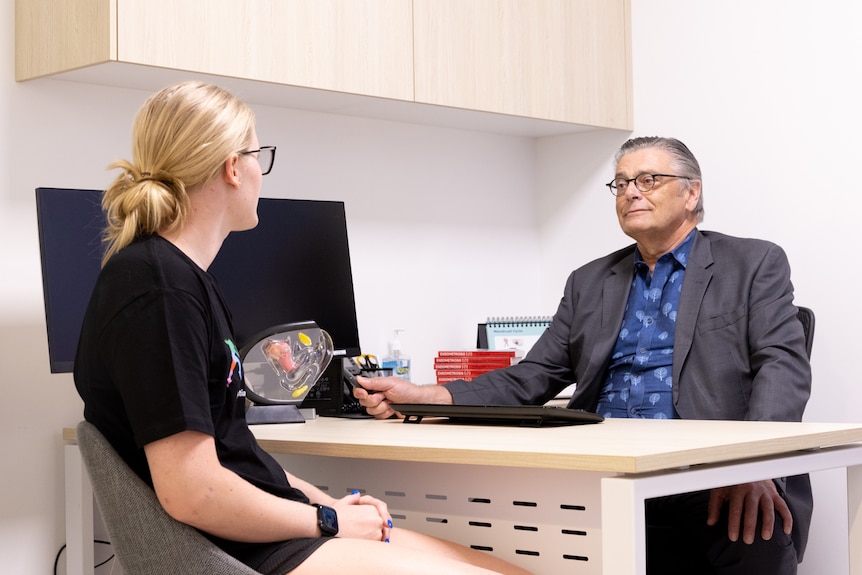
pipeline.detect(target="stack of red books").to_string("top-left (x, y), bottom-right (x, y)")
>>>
top-left (433, 350), bottom-right (516, 384)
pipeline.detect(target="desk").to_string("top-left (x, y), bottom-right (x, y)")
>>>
top-left (64, 418), bottom-right (862, 574)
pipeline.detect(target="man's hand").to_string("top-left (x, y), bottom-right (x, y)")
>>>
top-left (353, 376), bottom-right (452, 419)
top-left (707, 480), bottom-right (792, 544)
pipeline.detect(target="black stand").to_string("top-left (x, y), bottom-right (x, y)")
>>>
top-left (246, 404), bottom-right (305, 425)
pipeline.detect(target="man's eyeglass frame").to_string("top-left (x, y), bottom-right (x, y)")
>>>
top-left (606, 173), bottom-right (687, 196)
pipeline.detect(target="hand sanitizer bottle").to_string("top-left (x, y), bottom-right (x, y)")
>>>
top-left (382, 329), bottom-right (411, 381)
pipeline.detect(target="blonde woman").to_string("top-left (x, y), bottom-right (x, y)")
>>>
top-left (74, 81), bottom-right (532, 575)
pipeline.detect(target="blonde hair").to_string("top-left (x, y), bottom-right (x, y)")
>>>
top-left (102, 81), bottom-right (256, 264)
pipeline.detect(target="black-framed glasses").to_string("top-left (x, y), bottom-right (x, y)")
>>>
top-left (240, 145), bottom-right (277, 175)
top-left (606, 173), bottom-right (687, 196)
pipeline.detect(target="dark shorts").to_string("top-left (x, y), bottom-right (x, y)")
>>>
top-left (253, 537), bottom-right (332, 575)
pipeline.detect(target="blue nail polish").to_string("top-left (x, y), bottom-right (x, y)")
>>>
top-left (385, 538), bottom-right (390, 543)
top-left (387, 519), bottom-right (393, 528)
top-left (352, 490), bottom-right (360, 495)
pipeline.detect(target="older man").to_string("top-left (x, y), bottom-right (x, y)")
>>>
top-left (357, 137), bottom-right (812, 574)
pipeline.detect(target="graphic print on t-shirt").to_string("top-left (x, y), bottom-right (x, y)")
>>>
top-left (225, 338), bottom-right (243, 386)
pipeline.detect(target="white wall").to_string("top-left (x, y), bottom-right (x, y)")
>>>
top-left (1, 1), bottom-right (859, 573)
top-left (252, 108), bottom-right (545, 375)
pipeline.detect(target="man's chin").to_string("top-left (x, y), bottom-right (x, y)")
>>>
top-left (621, 219), bottom-right (652, 236)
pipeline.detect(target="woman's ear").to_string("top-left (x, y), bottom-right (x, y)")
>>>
top-left (222, 154), bottom-right (241, 188)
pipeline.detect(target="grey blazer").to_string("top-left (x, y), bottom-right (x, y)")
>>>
top-left (447, 230), bottom-right (813, 557)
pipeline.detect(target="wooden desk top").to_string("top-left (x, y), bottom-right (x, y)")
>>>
top-left (65, 417), bottom-right (862, 474)
top-left (249, 417), bottom-right (862, 474)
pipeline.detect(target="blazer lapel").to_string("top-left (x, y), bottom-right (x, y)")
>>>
top-left (594, 256), bottom-right (633, 370)
top-left (673, 231), bottom-right (714, 387)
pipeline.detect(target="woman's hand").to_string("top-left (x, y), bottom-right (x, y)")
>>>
top-left (331, 491), bottom-right (393, 541)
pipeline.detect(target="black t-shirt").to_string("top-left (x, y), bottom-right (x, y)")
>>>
top-left (74, 234), bottom-right (310, 563)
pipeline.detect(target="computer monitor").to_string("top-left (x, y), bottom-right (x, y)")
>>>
top-left (35, 188), bottom-right (104, 373)
top-left (211, 196), bottom-right (362, 356)
top-left (35, 187), bottom-right (362, 373)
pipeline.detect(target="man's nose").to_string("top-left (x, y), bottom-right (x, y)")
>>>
top-left (622, 180), bottom-right (642, 198)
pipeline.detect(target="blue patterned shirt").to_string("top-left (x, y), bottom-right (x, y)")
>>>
top-left (596, 230), bottom-right (696, 419)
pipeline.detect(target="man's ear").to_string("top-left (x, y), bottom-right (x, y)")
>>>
top-left (686, 179), bottom-right (702, 210)
top-left (222, 154), bottom-right (241, 188)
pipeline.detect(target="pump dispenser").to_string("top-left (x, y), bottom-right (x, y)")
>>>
top-left (382, 329), bottom-right (411, 381)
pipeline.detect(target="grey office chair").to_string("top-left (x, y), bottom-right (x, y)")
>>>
top-left (76, 421), bottom-right (262, 575)
top-left (797, 306), bottom-right (815, 359)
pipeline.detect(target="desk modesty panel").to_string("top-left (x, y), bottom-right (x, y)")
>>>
top-left (242, 417), bottom-right (862, 474)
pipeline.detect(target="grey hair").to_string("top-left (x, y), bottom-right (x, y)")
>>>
top-left (614, 136), bottom-right (704, 222)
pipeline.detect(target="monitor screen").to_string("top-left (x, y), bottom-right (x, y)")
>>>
top-left (210, 197), bottom-right (361, 356)
top-left (35, 188), bottom-right (105, 373)
top-left (35, 188), bottom-right (362, 373)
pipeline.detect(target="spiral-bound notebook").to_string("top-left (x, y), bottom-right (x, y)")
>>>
top-left (477, 316), bottom-right (552, 355)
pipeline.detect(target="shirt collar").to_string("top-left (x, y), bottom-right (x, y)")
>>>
top-left (634, 228), bottom-right (697, 269)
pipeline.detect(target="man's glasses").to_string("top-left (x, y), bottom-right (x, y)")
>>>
top-left (606, 173), bottom-right (687, 196)
top-left (240, 146), bottom-right (277, 175)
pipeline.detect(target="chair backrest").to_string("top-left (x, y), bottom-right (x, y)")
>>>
top-left (797, 306), bottom-right (815, 359)
top-left (76, 421), bottom-right (261, 575)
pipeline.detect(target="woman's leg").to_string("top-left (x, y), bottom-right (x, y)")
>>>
top-left (291, 528), bottom-right (533, 575)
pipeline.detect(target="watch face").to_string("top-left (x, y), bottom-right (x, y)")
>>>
top-left (316, 504), bottom-right (338, 536)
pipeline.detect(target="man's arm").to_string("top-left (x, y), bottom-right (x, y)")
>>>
top-left (744, 244), bottom-right (811, 421)
top-left (703, 239), bottom-right (809, 543)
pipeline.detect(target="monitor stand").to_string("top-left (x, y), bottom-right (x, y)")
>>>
top-left (246, 404), bottom-right (306, 424)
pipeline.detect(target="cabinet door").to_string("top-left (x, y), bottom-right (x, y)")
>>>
top-left (117, 0), bottom-right (414, 101)
top-left (413, 0), bottom-right (632, 129)
top-left (15, 0), bottom-right (115, 81)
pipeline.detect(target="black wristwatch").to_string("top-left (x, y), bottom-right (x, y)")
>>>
top-left (312, 504), bottom-right (339, 537)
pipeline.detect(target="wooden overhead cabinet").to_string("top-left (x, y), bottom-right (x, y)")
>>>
top-left (16, 0), bottom-right (631, 132)
top-left (16, 0), bottom-right (415, 101)
top-left (413, 0), bottom-right (632, 129)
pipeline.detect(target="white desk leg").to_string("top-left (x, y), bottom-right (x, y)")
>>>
top-left (65, 444), bottom-right (94, 575)
top-left (601, 476), bottom-right (647, 575)
top-left (850, 463), bottom-right (862, 575)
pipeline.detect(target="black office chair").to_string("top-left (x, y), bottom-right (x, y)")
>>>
top-left (797, 306), bottom-right (815, 359)
top-left (76, 421), bottom-right (262, 575)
